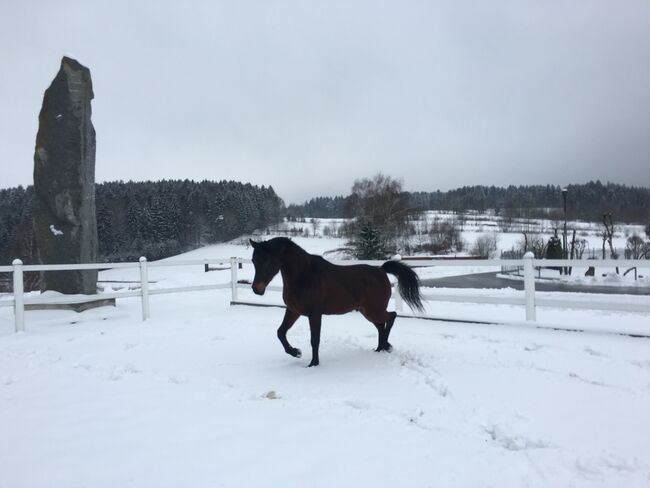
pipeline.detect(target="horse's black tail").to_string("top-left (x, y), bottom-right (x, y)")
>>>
top-left (381, 260), bottom-right (424, 313)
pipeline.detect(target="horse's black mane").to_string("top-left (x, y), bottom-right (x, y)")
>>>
top-left (268, 237), bottom-right (294, 246)
top-left (261, 237), bottom-right (307, 256)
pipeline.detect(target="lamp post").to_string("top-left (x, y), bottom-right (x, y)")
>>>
top-left (562, 188), bottom-right (568, 274)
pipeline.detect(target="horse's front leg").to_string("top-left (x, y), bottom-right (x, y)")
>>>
top-left (277, 308), bottom-right (301, 358)
top-left (307, 313), bottom-right (322, 367)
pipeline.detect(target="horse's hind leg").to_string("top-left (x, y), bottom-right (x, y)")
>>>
top-left (278, 308), bottom-right (301, 358)
top-left (373, 323), bottom-right (388, 352)
top-left (384, 311), bottom-right (397, 351)
top-left (367, 310), bottom-right (396, 352)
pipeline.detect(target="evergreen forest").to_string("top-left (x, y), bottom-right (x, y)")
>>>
top-left (2, 179), bottom-right (649, 265)
top-left (287, 181), bottom-right (650, 224)
top-left (0, 179), bottom-right (284, 264)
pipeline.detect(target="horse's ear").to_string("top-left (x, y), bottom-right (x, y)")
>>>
top-left (250, 239), bottom-right (258, 249)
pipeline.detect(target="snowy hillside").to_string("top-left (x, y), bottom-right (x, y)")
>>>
top-left (262, 214), bottom-right (649, 289)
top-left (268, 212), bottom-right (646, 257)
top-left (1, 236), bottom-right (649, 487)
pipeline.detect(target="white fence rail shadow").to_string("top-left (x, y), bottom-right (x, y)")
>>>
top-left (2, 255), bottom-right (649, 335)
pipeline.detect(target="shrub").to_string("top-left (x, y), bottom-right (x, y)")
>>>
top-left (471, 233), bottom-right (498, 258)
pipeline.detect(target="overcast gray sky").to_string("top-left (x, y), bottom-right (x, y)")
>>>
top-left (1, 0), bottom-right (648, 203)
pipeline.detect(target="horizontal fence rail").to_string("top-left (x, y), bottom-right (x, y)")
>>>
top-left (1, 256), bottom-right (649, 334)
top-left (229, 255), bottom-right (650, 335)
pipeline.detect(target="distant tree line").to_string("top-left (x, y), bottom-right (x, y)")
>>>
top-left (0, 185), bottom-right (34, 265)
top-left (286, 196), bottom-right (349, 219)
top-left (287, 181), bottom-right (650, 224)
top-left (0, 179), bottom-right (284, 264)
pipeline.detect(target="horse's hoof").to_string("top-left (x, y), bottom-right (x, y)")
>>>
top-left (287, 348), bottom-right (301, 358)
top-left (308, 360), bottom-right (319, 367)
top-left (385, 343), bottom-right (393, 353)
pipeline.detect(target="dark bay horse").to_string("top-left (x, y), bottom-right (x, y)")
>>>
top-left (249, 237), bottom-right (423, 367)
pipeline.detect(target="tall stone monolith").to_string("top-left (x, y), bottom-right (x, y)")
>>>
top-left (33, 57), bottom-right (97, 294)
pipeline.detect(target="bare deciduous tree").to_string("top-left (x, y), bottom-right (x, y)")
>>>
top-left (574, 238), bottom-right (588, 259)
top-left (310, 218), bottom-right (319, 237)
top-left (429, 220), bottom-right (464, 254)
top-left (346, 173), bottom-right (416, 252)
top-left (625, 234), bottom-right (645, 259)
top-left (602, 213), bottom-right (619, 274)
top-left (519, 233), bottom-right (546, 258)
top-left (471, 233), bottom-right (498, 258)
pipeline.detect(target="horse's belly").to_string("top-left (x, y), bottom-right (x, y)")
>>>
top-left (284, 290), bottom-right (355, 316)
top-left (320, 293), bottom-right (360, 315)
top-left (323, 302), bottom-right (357, 315)
top-left (284, 281), bottom-right (382, 316)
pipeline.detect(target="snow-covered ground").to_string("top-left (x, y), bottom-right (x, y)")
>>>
top-left (499, 268), bottom-right (650, 288)
top-left (1, 238), bottom-right (649, 487)
top-left (1, 288), bottom-right (649, 487)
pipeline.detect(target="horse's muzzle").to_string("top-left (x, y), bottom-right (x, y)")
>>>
top-left (252, 282), bottom-right (266, 296)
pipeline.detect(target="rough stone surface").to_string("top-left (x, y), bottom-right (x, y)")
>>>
top-left (33, 57), bottom-right (98, 294)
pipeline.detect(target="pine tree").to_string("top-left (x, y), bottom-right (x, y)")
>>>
top-left (546, 235), bottom-right (563, 259)
top-left (356, 222), bottom-right (385, 260)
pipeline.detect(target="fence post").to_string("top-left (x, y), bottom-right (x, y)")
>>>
top-left (523, 252), bottom-right (536, 321)
top-left (139, 256), bottom-right (150, 321)
top-left (230, 257), bottom-right (238, 302)
top-left (394, 286), bottom-right (403, 313)
top-left (12, 259), bottom-right (25, 333)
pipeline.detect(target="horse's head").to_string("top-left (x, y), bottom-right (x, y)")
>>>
top-left (250, 239), bottom-right (281, 295)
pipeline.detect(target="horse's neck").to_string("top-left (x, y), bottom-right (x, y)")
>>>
top-left (279, 246), bottom-right (311, 286)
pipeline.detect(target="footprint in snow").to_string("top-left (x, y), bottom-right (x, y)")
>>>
top-left (583, 347), bottom-right (608, 358)
top-left (568, 371), bottom-right (607, 387)
top-left (483, 424), bottom-right (552, 451)
top-left (630, 360), bottom-right (650, 370)
top-left (573, 455), bottom-right (648, 480)
top-left (168, 375), bottom-right (188, 385)
top-left (472, 335), bottom-right (501, 344)
top-left (397, 351), bottom-right (451, 398)
top-left (342, 399), bottom-right (371, 410)
top-left (107, 364), bottom-right (142, 381)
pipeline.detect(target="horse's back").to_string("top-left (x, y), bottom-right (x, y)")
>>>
top-left (318, 259), bottom-right (391, 314)
top-left (328, 261), bottom-right (387, 286)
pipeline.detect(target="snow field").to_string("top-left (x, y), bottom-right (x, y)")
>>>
top-left (1, 285), bottom-right (649, 487)
top-left (1, 233), bottom-right (649, 487)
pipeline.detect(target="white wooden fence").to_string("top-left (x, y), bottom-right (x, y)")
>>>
top-left (1, 255), bottom-right (649, 334)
